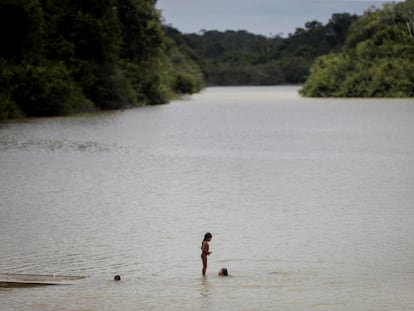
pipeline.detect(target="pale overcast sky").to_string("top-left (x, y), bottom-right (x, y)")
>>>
top-left (156, 0), bottom-right (399, 36)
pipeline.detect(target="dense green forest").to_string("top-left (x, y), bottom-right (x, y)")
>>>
top-left (164, 13), bottom-right (357, 86)
top-left (301, 0), bottom-right (414, 97)
top-left (0, 0), bottom-right (203, 120)
top-left (1, 0), bottom-right (412, 120)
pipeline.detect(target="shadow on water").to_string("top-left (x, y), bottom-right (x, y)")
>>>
top-left (0, 274), bottom-right (86, 288)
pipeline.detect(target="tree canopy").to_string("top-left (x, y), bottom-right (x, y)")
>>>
top-left (300, 0), bottom-right (414, 97)
top-left (0, 0), bottom-right (204, 120)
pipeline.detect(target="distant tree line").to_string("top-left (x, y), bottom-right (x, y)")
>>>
top-left (164, 12), bottom-right (358, 86)
top-left (301, 0), bottom-right (414, 97)
top-left (166, 0), bottom-right (413, 97)
top-left (0, 0), bottom-right (203, 120)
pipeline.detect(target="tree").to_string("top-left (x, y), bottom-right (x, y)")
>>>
top-left (301, 0), bottom-right (414, 97)
top-left (0, 0), bottom-right (203, 120)
top-left (0, 0), bottom-right (44, 62)
top-left (116, 0), bottom-right (169, 105)
top-left (395, 0), bottom-right (414, 39)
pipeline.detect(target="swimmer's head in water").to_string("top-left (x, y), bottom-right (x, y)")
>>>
top-left (114, 275), bottom-right (121, 281)
top-left (218, 268), bottom-right (228, 276)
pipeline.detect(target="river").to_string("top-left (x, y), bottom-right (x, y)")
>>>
top-left (1, 86), bottom-right (413, 310)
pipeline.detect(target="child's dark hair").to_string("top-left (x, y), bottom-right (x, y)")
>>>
top-left (201, 232), bottom-right (212, 247)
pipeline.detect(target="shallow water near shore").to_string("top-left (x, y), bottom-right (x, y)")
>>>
top-left (1, 86), bottom-right (413, 310)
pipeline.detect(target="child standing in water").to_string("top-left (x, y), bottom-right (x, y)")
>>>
top-left (201, 232), bottom-right (212, 276)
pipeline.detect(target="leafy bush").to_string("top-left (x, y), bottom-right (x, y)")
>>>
top-left (0, 59), bottom-right (22, 120)
top-left (13, 63), bottom-right (92, 117)
top-left (173, 73), bottom-right (198, 94)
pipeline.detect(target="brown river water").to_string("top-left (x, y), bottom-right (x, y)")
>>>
top-left (1, 86), bottom-right (413, 310)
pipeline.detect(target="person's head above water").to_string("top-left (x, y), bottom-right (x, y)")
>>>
top-left (218, 268), bottom-right (228, 276)
top-left (203, 232), bottom-right (212, 241)
top-left (114, 275), bottom-right (121, 281)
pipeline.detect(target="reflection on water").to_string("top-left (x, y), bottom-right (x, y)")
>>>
top-left (199, 278), bottom-right (212, 311)
top-left (0, 86), bottom-right (413, 310)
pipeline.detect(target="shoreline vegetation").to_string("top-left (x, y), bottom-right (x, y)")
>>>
top-left (0, 0), bottom-right (413, 121)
